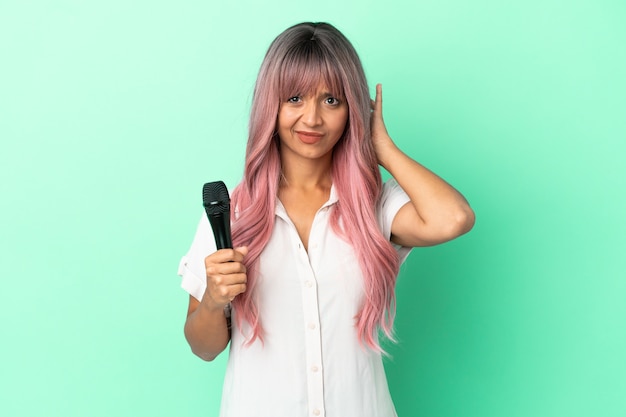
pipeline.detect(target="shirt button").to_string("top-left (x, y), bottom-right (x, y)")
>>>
top-left (308, 323), bottom-right (316, 330)
top-left (313, 409), bottom-right (321, 416)
top-left (305, 280), bottom-right (313, 288)
top-left (311, 365), bottom-right (319, 372)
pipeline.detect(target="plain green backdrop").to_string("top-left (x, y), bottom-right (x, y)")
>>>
top-left (1, 1), bottom-right (625, 416)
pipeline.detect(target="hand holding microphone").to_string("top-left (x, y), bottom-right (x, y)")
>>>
top-left (203, 247), bottom-right (248, 308)
top-left (202, 181), bottom-right (248, 309)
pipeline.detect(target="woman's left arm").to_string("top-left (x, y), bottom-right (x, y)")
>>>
top-left (371, 84), bottom-right (475, 247)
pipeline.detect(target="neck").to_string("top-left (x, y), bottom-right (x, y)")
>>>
top-left (280, 154), bottom-right (333, 191)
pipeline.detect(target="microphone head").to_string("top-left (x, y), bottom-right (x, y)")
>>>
top-left (202, 181), bottom-right (230, 215)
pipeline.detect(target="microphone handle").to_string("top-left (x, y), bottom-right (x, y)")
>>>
top-left (207, 212), bottom-right (233, 250)
top-left (206, 209), bottom-right (234, 329)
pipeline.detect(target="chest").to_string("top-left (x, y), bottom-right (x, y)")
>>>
top-left (254, 207), bottom-right (366, 321)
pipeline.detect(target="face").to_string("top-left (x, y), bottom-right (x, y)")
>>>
top-left (276, 86), bottom-right (348, 164)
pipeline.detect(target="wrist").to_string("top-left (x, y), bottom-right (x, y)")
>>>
top-left (377, 140), bottom-right (401, 170)
top-left (201, 293), bottom-right (229, 315)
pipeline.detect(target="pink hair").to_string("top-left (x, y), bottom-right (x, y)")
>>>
top-left (230, 22), bottom-right (400, 351)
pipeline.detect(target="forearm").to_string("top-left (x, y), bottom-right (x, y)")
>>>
top-left (379, 141), bottom-right (475, 243)
top-left (184, 297), bottom-right (230, 361)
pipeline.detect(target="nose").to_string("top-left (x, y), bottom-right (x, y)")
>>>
top-left (302, 100), bottom-right (322, 126)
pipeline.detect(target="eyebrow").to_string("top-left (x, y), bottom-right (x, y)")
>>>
top-left (286, 89), bottom-right (342, 99)
top-left (316, 90), bottom-right (344, 100)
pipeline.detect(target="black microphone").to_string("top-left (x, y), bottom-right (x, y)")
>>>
top-left (202, 181), bottom-right (233, 250)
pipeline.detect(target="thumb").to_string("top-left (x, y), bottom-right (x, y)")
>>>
top-left (235, 246), bottom-right (249, 257)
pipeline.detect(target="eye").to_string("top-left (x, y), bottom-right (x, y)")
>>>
top-left (324, 97), bottom-right (340, 106)
top-left (287, 96), bottom-right (301, 103)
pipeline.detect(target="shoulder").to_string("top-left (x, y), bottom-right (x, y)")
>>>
top-left (376, 179), bottom-right (413, 261)
top-left (376, 179), bottom-right (410, 236)
top-left (378, 179), bottom-right (410, 216)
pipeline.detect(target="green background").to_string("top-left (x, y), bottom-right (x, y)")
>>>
top-left (1, 1), bottom-right (625, 416)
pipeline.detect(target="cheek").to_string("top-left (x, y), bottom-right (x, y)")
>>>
top-left (276, 116), bottom-right (288, 135)
top-left (277, 109), bottom-right (296, 131)
top-left (332, 110), bottom-right (349, 135)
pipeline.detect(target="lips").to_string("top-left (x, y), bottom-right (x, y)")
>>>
top-left (296, 131), bottom-right (324, 144)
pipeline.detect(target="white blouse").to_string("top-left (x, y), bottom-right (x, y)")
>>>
top-left (178, 180), bottom-right (412, 417)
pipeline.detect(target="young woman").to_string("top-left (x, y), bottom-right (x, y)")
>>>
top-left (179, 22), bottom-right (474, 417)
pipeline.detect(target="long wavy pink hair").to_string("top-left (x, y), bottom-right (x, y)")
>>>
top-left (230, 22), bottom-right (400, 351)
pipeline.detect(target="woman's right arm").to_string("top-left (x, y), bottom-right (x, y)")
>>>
top-left (183, 247), bottom-right (248, 361)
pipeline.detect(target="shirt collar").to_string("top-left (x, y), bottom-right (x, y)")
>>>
top-left (275, 184), bottom-right (339, 220)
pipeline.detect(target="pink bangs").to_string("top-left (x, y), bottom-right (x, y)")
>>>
top-left (276, 41), bottom-right (346, 102)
